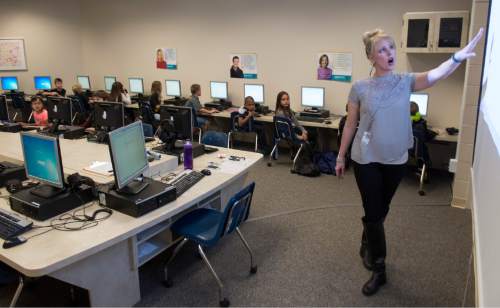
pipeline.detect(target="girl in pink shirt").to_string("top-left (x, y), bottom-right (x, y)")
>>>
top-left (31, 96), bottom-right (48, 126)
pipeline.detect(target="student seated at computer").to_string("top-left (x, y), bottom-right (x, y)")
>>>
top-left (184, 84), bottom-right (219, 130)
top-left (410, 101), bottom-right (432, 166)
top-left (237, 96), bottom-right (269, 153)
top-left (40, 77), bottom-right (66, 97)
top-left (109, 81), bottom-right (131, 105)
top-left (22, 96), bottom-right (48, 127)
top-left (275, 91), bottom-right (308, 141)
top-left (150, 81), bottom-right (162, 113)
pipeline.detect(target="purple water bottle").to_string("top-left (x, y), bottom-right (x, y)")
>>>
top-left (183, 140), bottom-right (193, 170)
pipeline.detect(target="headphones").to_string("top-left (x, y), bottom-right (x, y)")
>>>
top-left (67, 173), bottom-right (98, 197)
top-left (84, 208), bottom-right (112, 221)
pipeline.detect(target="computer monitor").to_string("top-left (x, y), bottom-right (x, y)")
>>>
top-left (34, 76), bottom-right (52, 91)
top-left (165, 80), bottom-right (181, 97)
top-left (0, 95), bottom-right (8, 121)
top-left (210, 81), bottom-right (228, 100)
top-left (46, 96), bottom-right (73, 125)
top-left (1, 76), bottom-right (19, 91)
top-left (108, 121), bottom-right (149, 194)
top-left (159, 105), bottom-right (193, 141)
top-left (410, 93), bottom-right (429, 117)
top-left (20, 132), bottom-right (65, 198)
top-left (129, 78), bottom-right (144, 94)
top-left (77, 75), bottom-right (91, 90)
top-left (301, 87), bottom-right (325, 109)
top-left (104, 76), bottom-right (116, 92)
top-left (93, 101), bottom-right (125, 131)
top-left (244, 84), bottom-right (264, 104)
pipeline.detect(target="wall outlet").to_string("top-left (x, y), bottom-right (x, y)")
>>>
top-left (449, 158), bottom-right (458, 173)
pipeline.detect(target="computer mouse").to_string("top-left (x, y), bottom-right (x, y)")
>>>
top-left (3, 237), bottom-right (27, 249)
top-left (325, 120), bottom-right (332, 124)
top-left (201, 169), bottom-right (211, 176)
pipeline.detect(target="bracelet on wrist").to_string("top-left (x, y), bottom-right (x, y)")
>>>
top-left (451, 53), bottom-right (463, 64)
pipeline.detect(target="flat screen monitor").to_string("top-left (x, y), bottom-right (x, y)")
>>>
top-left (410, 93), bottom-right (429, 117)
top-left (244, 84), bottom-right (264, 103)
top-left (301, 87), bottom-right (325, 109)
top-left (34, 76), bottom-right (52, 91)
top-left (1, 76), bottom-right (19, 91)
top-left (93, 101), bottom-right (125, 130)
top-left (104, 76), bottom-right (116, 92)
top-left (210, 81), bottom-right (228, 100)
top-left (77, 75), bottom-right (91, 90)
top-left (159, 105), bottom-right (193, 141)
top-left (46, 96), bottom-right (73, 125)
top-left (20, 132), bottom-right (64, 190)
top-left (165, 80), bottom-right (181, 97)
top-left (129, 78), bottom-right (144, 94)
top-left (108, 121), bottom-right (149, 193)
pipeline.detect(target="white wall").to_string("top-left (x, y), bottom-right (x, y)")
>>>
top-left (1, 0), bottom-right (471, 128)
top-left (0, 0), bottom-right (83, 93)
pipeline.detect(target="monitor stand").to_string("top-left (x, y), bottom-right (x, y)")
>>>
top-left (30, 184), bottom-right (66, 199)
top-left (117, 178), bottom-right (149, 195)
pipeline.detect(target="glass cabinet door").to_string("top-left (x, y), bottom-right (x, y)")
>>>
top-left (407, 19), bottom-right (431, 48)
top-left (438, 17), bottom-right (463, 48)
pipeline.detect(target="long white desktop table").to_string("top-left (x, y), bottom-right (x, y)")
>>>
top-left (0, 131), bottom-right (263, 306)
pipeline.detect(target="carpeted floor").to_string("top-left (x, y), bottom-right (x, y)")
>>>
top-left (0, 154), bottom-right (475, 307)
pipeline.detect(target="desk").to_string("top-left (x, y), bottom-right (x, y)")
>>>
top-left (0, 132), bottom-right (262, 306)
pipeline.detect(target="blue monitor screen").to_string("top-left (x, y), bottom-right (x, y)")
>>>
top-left (21, 133), bottom-right (64, 188)
top-left (1, 76), bottom-right (19, 91)
top-left (34, 76), bottom-right (52, 90)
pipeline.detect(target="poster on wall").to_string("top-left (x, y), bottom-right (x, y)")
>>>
top-left (0, 38), bottom-right (27, 71)
top-left (316, 52), bottom-right (352, 82)
top-left (229, 53), bottom-right (257, 79)
top-left (155, 48), bottom-right (177, 70)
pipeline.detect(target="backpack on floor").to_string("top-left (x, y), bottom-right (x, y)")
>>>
top-left (313, 151), bottom-right (338, 175)
top-left (292, 143), bottom-right (321, 177)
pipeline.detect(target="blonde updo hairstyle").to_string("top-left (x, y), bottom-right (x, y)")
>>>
top-left (362, 29), bottom-right (395, 60)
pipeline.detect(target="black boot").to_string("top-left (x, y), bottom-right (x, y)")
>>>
top-left (360, 218), bottom-right (373, 271)
top-left (362, 220), bottom-right (387, 296)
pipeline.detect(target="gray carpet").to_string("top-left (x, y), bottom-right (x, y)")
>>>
top-left (0, 155), bottom-right (474, 307)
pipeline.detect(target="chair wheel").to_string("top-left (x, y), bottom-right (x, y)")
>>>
top-left (290, 169), bottom-right (295, 174)
top-left (162, 278), bottom-right (173, 288)
top-left (267, 162), bottom-right (272, 167)
top-left (219, 298), bottom-right (230, 307)
top-left (418, 190), bottom-right (425, 196)
top-left (250, 266), bottom-right (258, 274)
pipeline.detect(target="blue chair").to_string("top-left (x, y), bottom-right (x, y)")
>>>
top-left (142, 122), bottom-right (154, 137)
top-left (0, 263), bottom-right (24, 307)
top-left (267, 115), bottom-right (305, 169)
top-left (228, 111), bottom-right (258, 152)
top-left (186, 105), bottom-right (202, 143)
top-left (163, 182), bottom-right (257, 307)
top-left (201, 131), bottom-right (229, 148)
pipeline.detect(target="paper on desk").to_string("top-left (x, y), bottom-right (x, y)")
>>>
top-left (83, 161), bottom-right (113, 176)
top-left (216, 158), bottom-right (256, 175)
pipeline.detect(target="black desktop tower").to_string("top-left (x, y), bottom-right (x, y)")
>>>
top-left (9, 186), bottom-right (95, 221)
top-left (0, 162), bottom-right (26, 187)
top-left (99, 177), bottom-right (177, 218)
top-left (0, 122), bottom-right (22, 133)
top-left (152, 142), bottom-right (205, 164)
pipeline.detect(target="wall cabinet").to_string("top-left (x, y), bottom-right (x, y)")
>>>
top-left (402, 11), bottom-right (469, 53)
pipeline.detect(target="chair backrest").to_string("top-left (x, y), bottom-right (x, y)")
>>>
top-left (218, 182), bottom-right (255, 238)
top-left (201, 130), bottom-right (229, 148)
top-left (185, 104), bottom-right (200, 128)
top-left (140, 101), bottom-right (155, 125)
top-left (273, 115), bottom-right (294, 141)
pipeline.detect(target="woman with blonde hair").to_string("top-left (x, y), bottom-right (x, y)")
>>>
top-left (335, 27), bottom-right (483, 296)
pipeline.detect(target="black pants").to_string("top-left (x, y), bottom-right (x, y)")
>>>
top-left (353, 162), bottom-right (406, 223)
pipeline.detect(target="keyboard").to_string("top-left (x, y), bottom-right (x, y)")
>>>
top-left (0, 208), bottom-right (33, 240)
top-left (296, 116), bottom-right (325, 123)
top-left (169, 170), bottom-right (205, 197)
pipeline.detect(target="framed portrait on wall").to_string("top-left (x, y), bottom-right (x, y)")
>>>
top-left (155, 48), bottom-right (177, 70)
top-left (0, 38), bottom-right (27, 71)
top-left (229, 53), bottom-right (258, 79)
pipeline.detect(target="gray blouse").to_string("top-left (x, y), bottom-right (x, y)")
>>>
top-left (348, 72), bottom-right (415, 165)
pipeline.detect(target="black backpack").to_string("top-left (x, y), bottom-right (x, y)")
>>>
top-left (292, 143), bottom-right (321, 177)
